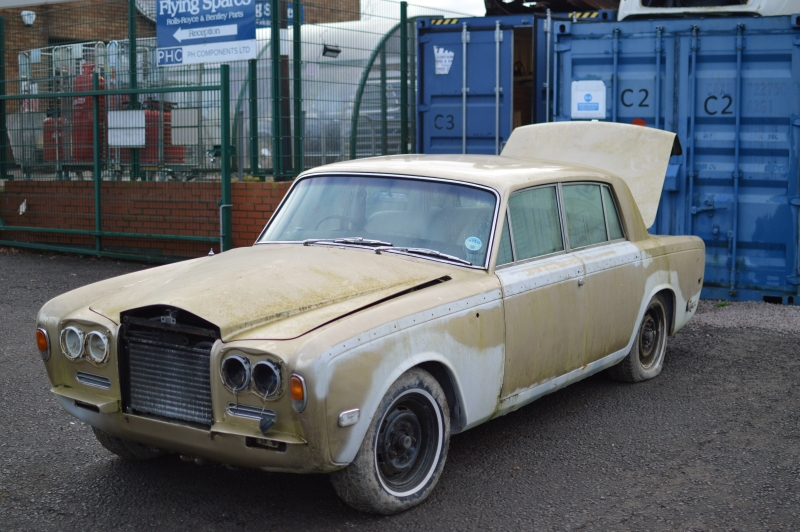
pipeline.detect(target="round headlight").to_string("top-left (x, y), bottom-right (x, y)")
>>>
top-left (85, 331), bottom-right (109, 365)
top-left (60, 326), bottom-right (84, 360)
top-left (221, 355), bottom-right (251, 392)
top-left (252, 361), bottom-right (281, 397)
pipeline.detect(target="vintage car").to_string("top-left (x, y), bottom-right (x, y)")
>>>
top-left (35, 122), bottom-right (705, 514)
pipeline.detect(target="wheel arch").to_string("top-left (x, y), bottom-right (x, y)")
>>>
top-left (655, 287), bottom-right (676, 334)
top-left (416, 361), bottom-right (467, 434)
top-left (326, 350), bottom-right (469, 466)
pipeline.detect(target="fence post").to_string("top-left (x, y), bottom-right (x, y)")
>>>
top-left (400, 1), bottom-right (409, 154)
top-left (248, 58), bottom-right (259, 177)
top-left (128, 0), bottom-right (140, 180)
top-left (221, 64), bottom-right (232, 251)
top-left (92, 73), bottom-right (102, 252)
top-left (292, 0), bottom-right (302, 176)
top-left (0, 17), bottom-right (8, 180)
top-left (271, 0), bottom-right (283, 180)
top-left (380, 45), bottom-right (388, 155)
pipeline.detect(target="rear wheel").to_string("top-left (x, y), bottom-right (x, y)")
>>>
top-left (608, 294), bottom-right (669, 383)
top-left (330, 368), bottom-right (450, 514)
top-left (92, 427), bottom-right (166, 461)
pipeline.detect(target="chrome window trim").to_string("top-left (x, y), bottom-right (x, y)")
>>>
top-left (499, 183), bottom-right (567, 269)
top-left (600, 184), bottom-right (627, 241)
top-left (560, 181), bottom-right (629, 252)
top-left (497, 180), bottom-right (631, 269)
top-left (504, 211), bottom-right (517, 264)
top-left (600, 184), bottom-right (612, 242)
top-left (254, 172), bottom-right (501, 271)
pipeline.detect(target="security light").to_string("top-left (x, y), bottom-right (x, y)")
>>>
top-left (21, 11), bottom-right (36, 26)
top-left (322, 45), bottom-right (341, 58)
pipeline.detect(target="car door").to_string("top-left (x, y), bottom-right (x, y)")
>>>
top-left (495, 185), bottom-right (588, 399)
top-left (561, 183), bottom-right (645, 365)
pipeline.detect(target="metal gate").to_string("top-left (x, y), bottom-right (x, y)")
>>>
top-left (0, 32), bottom-right (234, 261)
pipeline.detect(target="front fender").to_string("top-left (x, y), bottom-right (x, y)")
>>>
top-left (319, 296), bottom-right (505, 466)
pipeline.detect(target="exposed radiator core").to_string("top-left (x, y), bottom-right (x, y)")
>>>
top-left (121, 309), bottom-right (218, 427)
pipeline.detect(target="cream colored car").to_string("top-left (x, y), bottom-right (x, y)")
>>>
top-left (36, 122), bottom-right (705, 514)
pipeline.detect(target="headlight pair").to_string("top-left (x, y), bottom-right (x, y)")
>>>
top-left (59, 326), bottom-right (109, 365)
top-left (221, 354), bottom-right (282, 397)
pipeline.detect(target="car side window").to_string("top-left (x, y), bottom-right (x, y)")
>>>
top-left (562, 184), bottom-right (607, 249)
top-left (496, 214), bottom-right (514, 266)
top-left (507, 186), bottom-right (564, 261)
top-left (602, 186), bottom-right (625, 241)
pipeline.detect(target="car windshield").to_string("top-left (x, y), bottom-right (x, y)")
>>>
top-left (259, 175), bottom-right (497, 267)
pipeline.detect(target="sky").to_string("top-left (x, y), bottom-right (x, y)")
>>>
top-left (396, 0), bottom-right (487, 17)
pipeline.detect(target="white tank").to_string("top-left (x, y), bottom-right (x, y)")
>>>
top-left (617, 0), bottom-right (800, 21)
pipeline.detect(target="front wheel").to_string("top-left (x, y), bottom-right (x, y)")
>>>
top-left (330, 368), bottom-right (450, 514)
top-left (608, 294), bottom-right (669, 383)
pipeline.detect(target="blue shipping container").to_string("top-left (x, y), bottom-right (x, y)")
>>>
top-left (416, 11), bottom-right (614, 154)
top-left (550, 15), bottom-right (800, 303)
top-left (418, 13), bottom-right (800, 303)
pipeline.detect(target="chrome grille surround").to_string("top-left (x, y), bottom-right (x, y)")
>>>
top-left (120, 309), bottom-right (219, 428)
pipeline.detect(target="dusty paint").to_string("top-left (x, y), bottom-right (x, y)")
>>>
top-left (496, 254), bottom-right (588, 397)
top-left (322, 295), bottom-right (506, 464)
top-left (85, 245), bottom-right (457, 341)
top-left (35, 139), bottom-right (705, 475)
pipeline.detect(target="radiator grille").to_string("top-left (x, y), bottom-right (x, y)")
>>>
top-left (121, 313), bottom-right (217, 427)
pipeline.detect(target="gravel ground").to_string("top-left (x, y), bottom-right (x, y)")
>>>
top-left (1, 247), bottom-right (799, 531)
top-left (691, 299), bottom-right (800, 333)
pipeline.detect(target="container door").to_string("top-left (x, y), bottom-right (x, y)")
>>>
top-left (679, 20), bottom-right (800, 301)
top-left (417, 19), bottom-right (514, 154)
top-left (548, 16), bottom-right (800, 302)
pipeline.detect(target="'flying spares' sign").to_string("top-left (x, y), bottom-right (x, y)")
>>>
top-left (157, 0), bottom-right (256, 66)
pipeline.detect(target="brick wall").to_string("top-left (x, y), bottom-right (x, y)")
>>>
top-left (231, 181), bottom-right (292, 248)
top-left (0, 180), bottom-right (292, 259)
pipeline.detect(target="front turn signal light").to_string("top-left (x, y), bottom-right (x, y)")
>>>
top-left (36, 328), bottom-right (50, 360)
top-left (290, 374), bottom-right (307, 413)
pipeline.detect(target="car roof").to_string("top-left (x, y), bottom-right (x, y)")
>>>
top-left (299, 154), bottom-right (610, 195)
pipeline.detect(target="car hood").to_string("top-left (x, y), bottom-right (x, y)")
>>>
top-left (89, 244), bottom-right (453, 341)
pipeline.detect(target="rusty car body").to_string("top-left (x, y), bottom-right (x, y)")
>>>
top-left (35, 122), bottom-right (705, 513)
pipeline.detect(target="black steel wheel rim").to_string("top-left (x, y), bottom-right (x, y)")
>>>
top-left (375, 391), bottom-right (440, 494)
top-left (639, 303), bottom-right (665, 369)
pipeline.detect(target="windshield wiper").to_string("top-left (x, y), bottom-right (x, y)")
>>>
top-left (303, 237), bottom-right (393, 247)
top-left (373, 246), bottom-right (472, 266)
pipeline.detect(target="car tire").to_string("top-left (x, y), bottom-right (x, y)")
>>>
top-left (329, 368), bottom-right (450, 514)
top-left (92, 427), bottom-right (166, 461)
top-left (608, 294), bottom-right (669, 383)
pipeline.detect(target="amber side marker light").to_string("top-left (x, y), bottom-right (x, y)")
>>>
top-left (36, 328), bottom-right (50, 361)
top-left (290, 374), bottom-right (307, 413)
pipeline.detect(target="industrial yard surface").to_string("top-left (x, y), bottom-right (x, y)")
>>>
top-left (1, 247), bottom-right (798, 531)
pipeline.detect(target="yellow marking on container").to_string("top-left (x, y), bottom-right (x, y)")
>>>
top-left (570, 11), bottom-right (600, 19)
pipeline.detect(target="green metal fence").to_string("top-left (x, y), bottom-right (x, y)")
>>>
top-left (0, 0), bottom-right (471, 260)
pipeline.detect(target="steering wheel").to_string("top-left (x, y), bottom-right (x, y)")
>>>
top-left (314, 215), bottom-right (365, 231)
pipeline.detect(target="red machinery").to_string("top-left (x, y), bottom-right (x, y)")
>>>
top-left (71, 62), bottom-right (106, 163)
top-left (121, 100), bottom-right (185, 165)
top-left (43, 115), bottom-right (66, 162)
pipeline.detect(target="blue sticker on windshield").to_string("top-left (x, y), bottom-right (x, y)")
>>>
top-left (465, 237), bottom-right (482, 251)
